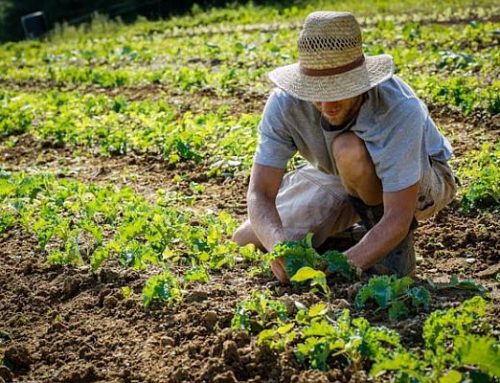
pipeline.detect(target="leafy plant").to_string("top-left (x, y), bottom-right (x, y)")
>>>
top-left (258, 303), bottom-right (400, 372)
top-left (142, 270), bottom-right (182, 308)
top-left (372, 296), bottom-right (499, 381)
top-left (355, 275), bottom-right (431, 320)
top-left (290, 266), bottom-right (330, 295)
top-left (231, 290), bottom-right (288, 333)
top-left (271, 233), bottom-right (356, 282)
top-left (458, 143), bottom-right (499, 212)
top-left (427, 274), bottom-right (488, 296)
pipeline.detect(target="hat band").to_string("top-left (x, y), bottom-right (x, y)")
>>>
top-left (300, 55), bottom-right (365, 77)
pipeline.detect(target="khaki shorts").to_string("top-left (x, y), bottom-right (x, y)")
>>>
top-left (276, 159), bottom-right (457, 247)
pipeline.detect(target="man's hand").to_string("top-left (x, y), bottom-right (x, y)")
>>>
top-left (271, 256), bottom-right (288, 283)
top-left (346, 183), bottom-right (418, 270)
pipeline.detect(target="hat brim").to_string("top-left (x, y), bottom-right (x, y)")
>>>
top-left (268, 54), bottom-right (394, 102)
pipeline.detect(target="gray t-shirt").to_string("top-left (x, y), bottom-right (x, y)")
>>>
top-left (254, 75), bottom-right (452, 192)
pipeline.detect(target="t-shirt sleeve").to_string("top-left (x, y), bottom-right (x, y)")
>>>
top-left (365, 98), bottom-right (426, 192)
top-left (253, 90), bottom-right (297, 169)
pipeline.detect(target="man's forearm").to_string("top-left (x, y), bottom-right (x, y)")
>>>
top-left (247, 191), bottom-right (286, 252)
top-left (346, 213), bottom-right (411, 270)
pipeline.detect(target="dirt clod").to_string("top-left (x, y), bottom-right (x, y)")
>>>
top-left (160, 335), bottom-right (176, 348)
top-left (103, 295), bottom-right (119, 309)
top-left (4, 344), bottom-right (32, 370)
top-left (62, 275), bottom-right (82, 298)
top-left (213, 370), bottom-right (238, 383)
top-left (55, 363), bottom-right (98, 383)
top-left (185, 290), bottom-right (208, 303)
top-left (223, 340), bottom-right (240, 363)
top-left (0, 366), bottom-right (13, 382)
top-left (203, 310), bottom-right (218, 329)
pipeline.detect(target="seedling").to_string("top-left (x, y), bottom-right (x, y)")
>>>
top-left (355, 275), bottom-right (431, 320)
top-left (231, 290), bottom-right (288, 333)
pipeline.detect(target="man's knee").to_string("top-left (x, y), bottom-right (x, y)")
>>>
top-left (231, 223), bottom-right (248, 245)
top-left (232, 220), bottom-right (263, 250)
top-left (332, 133), bottom-right (374, 180)
top-left (332, 132), bottom-right (371, 170)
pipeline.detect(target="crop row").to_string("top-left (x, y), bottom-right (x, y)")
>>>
top-left (47, 3), bottom-right (499, 42)
top-left (227, 236), bottom-right (497, 381)
top-left (0, 90), bottom-right (259, 176)
top-left (1, 61), bottom-right (498, 118)
top-left (231, 291), bottom-right (499, 381)
top-left (0, 170), bottom-right (258, 305)
top-left (2, 21), bottom-right (497, 71)
top-left (1, 89), bottom-right (499, 213)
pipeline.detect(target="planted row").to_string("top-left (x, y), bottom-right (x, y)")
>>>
top-left (1, 59), bottom-right (497, 117)
top-left (2, 21), bottom-right (497, 73)
top-left (231, 293), bottom-right (499, 381)
top-left (0, 170), bottom-right (258, 305)
top-left (0, 90), bottom-right (259, 176)
top-left (456, 143), bottom-right (500, 212)
top-left (44, 2), bottom-right (499, 42)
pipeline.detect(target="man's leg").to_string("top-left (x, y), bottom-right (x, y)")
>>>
top-left (332, 132), bottom-right (382, 202)
top-left (332, 132), bottom-right (416, 276)
top-left (232, 164), bottom-right (359, 251)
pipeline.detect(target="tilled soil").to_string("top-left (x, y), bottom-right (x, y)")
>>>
top-left (1, 115), bottom-right (499, 382)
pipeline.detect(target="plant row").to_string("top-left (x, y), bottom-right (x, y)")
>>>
top-left (0, 170), bottom-right (258, 306)
top-left (2, 21), bottom-right (496, 72)
top-left (45, 2), bottom-right (499, 43)
top-left (231, 292), bottom-right (499, 382)
top-left (1, 89), bottom-right (499, 212)
top-left (233, 236), bottom-right (495, 380)
top-left (0, 90), bottom-right (259, 176)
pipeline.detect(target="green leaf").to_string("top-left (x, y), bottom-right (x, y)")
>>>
top-left (460, 336), bottom-right (500, 377)
top-left (308, 303), bottom-right (328, 318)
top-left (290, 266), bottom-right (325, 283)
top-left (303, 320), bottom-right (336, 337)
top-left (392, 276), bottom-right (414, 296)
top-left (272, 235), bottom-right (321, 276)
top-left (449, 274), bottom-right (488, 295)
top-left (439, 370), bottom-right (462, 383)
top-left (355, 275), bottom-right (393, 310)
top-left (322, 250), bottom-right (356, 280)
top-left (388, 300), bottom-right (409, 321)
top-left (408, 286), bottom-right (431, 308)
top-left (276, 323), bottom-right (295, 334)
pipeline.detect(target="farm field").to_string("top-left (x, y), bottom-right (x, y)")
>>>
top-left (0, 1), bottom-right (499, 382)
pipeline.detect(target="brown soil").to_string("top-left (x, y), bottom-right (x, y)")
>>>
top-left (0, 114), bottom-right (499, 382)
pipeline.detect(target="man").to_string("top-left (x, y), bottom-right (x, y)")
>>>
top-left (232, 11), bottom-right (457, 283)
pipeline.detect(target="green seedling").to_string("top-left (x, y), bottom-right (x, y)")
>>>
top-left (142, 270), bottom-right (182, 308)
top-left (355, 275), bottom-right (431, 320)
top-left (271, 233), bottom-right (356, 285)
top-left (231, 290), bottom-right (288, 333)
top-left (373, 296), bottom-right (500, 381)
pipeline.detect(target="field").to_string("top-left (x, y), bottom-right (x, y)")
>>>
top-left (0, 1), bottom-right (499, 382)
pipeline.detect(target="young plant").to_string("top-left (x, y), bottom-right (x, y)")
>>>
top-left (142, 270), bottom-right (182, 308)
top-left (271, 233), bottom-right (356, 283)
top-left (372, 296), bottom-right (500, 381)
top-left (354, 275), bottom-right (431, 320)
top-left (259, 303), bottom-right (400, 372)
top-left (290, 266), bottom-right (330, 296)
top-left (427, 274), bottom-right (488, 296)
top-left (458, 143), bottom-right (499, 212)
top-left (231, 290), bottom-right (288, 333)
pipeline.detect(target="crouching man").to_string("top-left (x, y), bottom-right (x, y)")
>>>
top-left (232, 11), bottom-right (457, 283)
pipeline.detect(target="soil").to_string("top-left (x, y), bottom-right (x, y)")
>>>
top-left (1, 98), bottom-right (499, 382)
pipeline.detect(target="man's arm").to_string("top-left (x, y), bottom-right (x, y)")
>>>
top-left (247, 163), bottom-right (291, 282)
top-left (247, 163), bottom-right (286, 250)
top-left (345, 183), bottom-right (418, 270)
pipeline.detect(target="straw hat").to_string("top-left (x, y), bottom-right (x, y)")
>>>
top-left (268, 11), bottom-right (394, 102)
